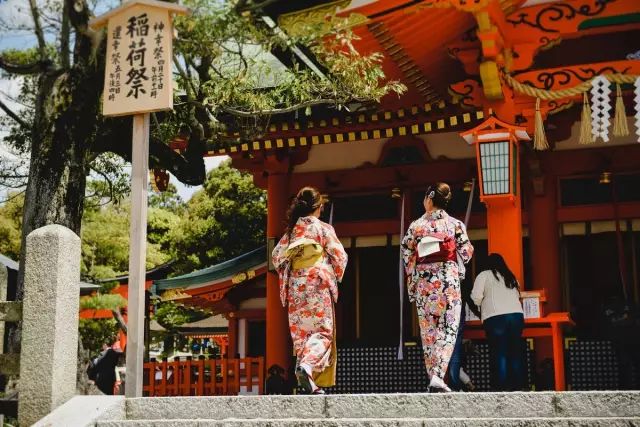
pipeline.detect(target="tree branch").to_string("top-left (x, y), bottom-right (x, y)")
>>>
top-left (90, 167), bottom-right (115, 205)
top-left (28, 0), bottom-right (48, 59)
top-left (0, 98), bottom-right (28, 128)
top-left (235, 0), bottom-right (281, 13)
top-left (112, 309), bottom-right (128, 334)
top-left (92, 117), bottom-right (207, 186)
top-left (221, 98), bottom-right (342, 117)
top-left (60, 0), bottom-right (71, 69)
top-left (0, 56), bottom-right (54, 75)
top-left (0, 190), bottom-right (26, 204)
top-left (173, 53), bottom-right (197, 100)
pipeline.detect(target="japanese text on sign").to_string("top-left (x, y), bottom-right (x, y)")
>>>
top-left (103, 5), bottom-right (173, 116)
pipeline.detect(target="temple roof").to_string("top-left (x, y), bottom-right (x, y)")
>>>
top-left (153, 246), bottom-right (266, 292)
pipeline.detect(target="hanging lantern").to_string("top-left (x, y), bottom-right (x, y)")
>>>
top-left (460, 116), bottom-right (531, 201)
top-left (151, 169), bottom-right (170, 192)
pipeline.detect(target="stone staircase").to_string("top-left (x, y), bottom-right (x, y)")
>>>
top-left (35, 392), bottom-right (640, 426)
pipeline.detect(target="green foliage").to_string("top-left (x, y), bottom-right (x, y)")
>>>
top-left (149, 184), bottom-right (185, 215)
top-left (81, 202), bottom-right (174, 280)
top-left (0, 193), bottom-right (23, 260)
top-left (153, 301), bottom-right (206, 330)
top-left (79, 293), bottom-right (127, 311)
top-left (79, 318), bottom-right (120, 356)
top-left (85, 154), bottom-right (132, 209)
top-left (168, 161), bottom-right (266, 275)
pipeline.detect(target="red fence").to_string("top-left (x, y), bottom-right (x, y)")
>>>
top-left (143, 357), bottom-right (264, 396)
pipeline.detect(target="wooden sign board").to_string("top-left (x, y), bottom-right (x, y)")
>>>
top-left (103, 5), bottom-right (173, 116)
top-left (91, 0), bottom-right (188, 116)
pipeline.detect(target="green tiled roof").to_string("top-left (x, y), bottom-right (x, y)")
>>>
top-left (152, 246), bottom-right (266, 292)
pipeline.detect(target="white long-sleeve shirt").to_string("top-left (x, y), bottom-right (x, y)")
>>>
top-left (471, 270), bottom-right (523, 322)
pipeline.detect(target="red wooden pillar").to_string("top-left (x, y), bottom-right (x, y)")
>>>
top-left (227, 314), bottom-right (238, 359)
top-left (265, 157), bottom-right (291, 378)
top-left (486, 197), bottom-right (525, 286)
top-left (527, 173), bottom-right (561, 374)
top-left (528, 174), bottom-right (561, 312)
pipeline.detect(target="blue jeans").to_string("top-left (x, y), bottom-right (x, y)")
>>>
top-left (483, 313), bottom-right (525, 391)
top-left (448, 308), bottom-right (465, 391)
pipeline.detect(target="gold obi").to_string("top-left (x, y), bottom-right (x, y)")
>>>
top-left (285, 238), bottom-right (323, 270)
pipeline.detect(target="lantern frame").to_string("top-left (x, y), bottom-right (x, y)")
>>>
top-left (460, 116), bottom-right (530, 201)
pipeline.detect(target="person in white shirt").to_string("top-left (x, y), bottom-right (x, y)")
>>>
top-left (471, 253), bottom-right (525, 391)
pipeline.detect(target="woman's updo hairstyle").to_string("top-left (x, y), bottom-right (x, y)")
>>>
top-left (286, 186), bottom-right (324, 234)
top-left (425, 182), bottom-right (453, 209)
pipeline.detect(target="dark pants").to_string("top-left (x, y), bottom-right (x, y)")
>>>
top-left (483, 313), bottom-right (525, 391)
top-left (448, 308), bottom-right (465, 391)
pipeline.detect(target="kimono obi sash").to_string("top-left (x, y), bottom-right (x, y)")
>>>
top-left (416, 233), bottom-right (456, 264)
top-left (285, 238), bottom-right (323, 270)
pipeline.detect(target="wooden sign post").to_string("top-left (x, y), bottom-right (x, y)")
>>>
top-left (90, 0), bottom-right (188, 397)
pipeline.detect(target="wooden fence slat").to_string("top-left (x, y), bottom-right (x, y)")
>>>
top-left (159, 360), bottom-right (167, 396)
top-left (139, 357), bottom-right (264, 397)
top-left (233, 359), bottom-right (240, 395)
top-left (147, 360), bottom-right (155, 396)
top-left (183, 358), bottom-right (191, 396)
top-left (196, 359), bottom-right (204, 395)
top-left (169, 360), bottom-right (179, 396)
top-left (222, 359), bottom-right (228, 395)
top-left (0, 301), bottom-right (22, 322)
top-left (245, 358), bottom-right (252, 393)
top-left (258, 357), bottom-right (264, 395)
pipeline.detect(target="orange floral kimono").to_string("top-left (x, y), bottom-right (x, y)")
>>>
top-left (272, 216), bottom-right (348, 386)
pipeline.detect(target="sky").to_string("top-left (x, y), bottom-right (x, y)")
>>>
top-left (0, 0), bottom-right (229, 202)
top-left (173, 156), bottom-right (229, 201)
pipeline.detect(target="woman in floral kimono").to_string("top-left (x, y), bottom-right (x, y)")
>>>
top-left (401, 182), bottom-right (474, 392)
top-left (272, 187), bottom-right (348, 394)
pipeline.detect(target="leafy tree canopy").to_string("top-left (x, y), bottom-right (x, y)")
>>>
top-left (168, 160), bottom-right (266, 275)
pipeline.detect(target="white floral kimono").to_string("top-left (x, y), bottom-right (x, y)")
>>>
top-left (401, 209), bottom-right (474, 380)
top-left (272, 216), bottom-right (348, 386)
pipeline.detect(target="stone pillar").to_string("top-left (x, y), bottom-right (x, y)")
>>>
top-left (0, 265), bottom-right (7, 354)
top-left (266, 166), bottom-right (291, 379)
top-left (19, 225), bottom-right (81, 427)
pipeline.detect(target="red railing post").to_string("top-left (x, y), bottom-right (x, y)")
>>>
top-left (258, 357), bottom-right (264, 395)
top-left (159, 357), bottom-right (168, 396)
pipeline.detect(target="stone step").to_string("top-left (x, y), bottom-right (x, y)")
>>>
top-left (125, 392), bottom-right (640, 421)
top-left (97, 417), bottom-right (640, 427)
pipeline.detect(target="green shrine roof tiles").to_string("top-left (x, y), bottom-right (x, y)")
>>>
top-left (152, 246), bottom-right (266, 292)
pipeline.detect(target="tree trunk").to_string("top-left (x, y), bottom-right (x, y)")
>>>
top-left (9, 65), bottom-right (103, 354)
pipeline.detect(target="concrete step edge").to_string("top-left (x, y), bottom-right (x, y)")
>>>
top-left (97, 417), bottom-right (640, 426)
top-left (124, 392), bottom-right (640, 420)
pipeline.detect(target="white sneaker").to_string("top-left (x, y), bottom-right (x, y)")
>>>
top-left (459, 368), bottom-right (471, 385)
top-left (459, 368), bottom-right (475, 391)
top-left (428, 376), bottom-right (451, 393)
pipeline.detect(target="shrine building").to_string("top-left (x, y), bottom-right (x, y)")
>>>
top-left (151, 0), bottom-right (640, 393)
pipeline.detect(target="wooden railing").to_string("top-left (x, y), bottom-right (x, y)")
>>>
top-left (143, 356), bottom-right (264, 396)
